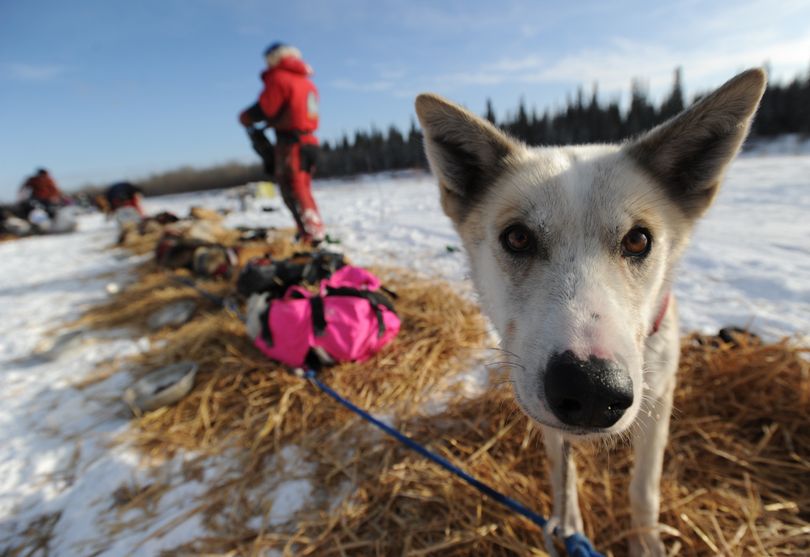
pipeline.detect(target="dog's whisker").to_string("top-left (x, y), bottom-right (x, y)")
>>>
top-left (486, 362), bottom-right (525, 372)
top-left (485, 345), bottom-right (522, 360)
top-left (485, 358), bottom-right (523, 365)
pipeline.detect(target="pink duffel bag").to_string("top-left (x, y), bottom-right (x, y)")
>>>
top-left (246, 265), bottom-right (400, 368)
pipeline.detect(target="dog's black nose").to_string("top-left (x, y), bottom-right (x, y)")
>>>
top-left (543, 351), bottom-right (633, 429)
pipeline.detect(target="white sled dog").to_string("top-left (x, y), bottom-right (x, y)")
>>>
top-left (415, 69), bottom-right (766, 555)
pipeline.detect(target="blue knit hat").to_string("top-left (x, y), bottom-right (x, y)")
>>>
top-left (263, 42), bottom-right (286, 57)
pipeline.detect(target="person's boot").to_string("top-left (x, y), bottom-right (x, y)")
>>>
top-left (301, 209), bottom-right (325, 247)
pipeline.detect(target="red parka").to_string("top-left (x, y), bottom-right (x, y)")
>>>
top-left (259, 56), bottom-right (319, 145)
top-left (21, 172), bottom-right (62, 203)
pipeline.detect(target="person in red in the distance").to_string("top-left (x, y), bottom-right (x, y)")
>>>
top-left (239, 42), bottom-right (325, 246)
top-left (19, 168), bottom-right (67, 217)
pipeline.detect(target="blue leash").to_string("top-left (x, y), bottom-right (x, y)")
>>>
top-left (303, 369), bottom-right (604, 557)
top-left (161, 275), bottom-right (602, 555)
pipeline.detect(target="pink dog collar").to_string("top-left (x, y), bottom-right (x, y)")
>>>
top-left (650, 292), bottom-right (671, 336)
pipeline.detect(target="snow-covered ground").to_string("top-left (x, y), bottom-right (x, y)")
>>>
top-left (1, 154), bottom-right (808, 555)
top-left (743, 133), bottom-right (810, 156)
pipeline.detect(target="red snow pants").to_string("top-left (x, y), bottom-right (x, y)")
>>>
top-left (275, 140), bottom-right (325, 244)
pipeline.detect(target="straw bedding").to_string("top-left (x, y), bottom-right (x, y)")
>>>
top-left (156, 333), bottom-right (807, 557)
top-left (118, 266), bottom-right (488, 458)
top-left (270, 334), bottom-right (809, 557)
top-left (74, 226), bottom-right (809, 556)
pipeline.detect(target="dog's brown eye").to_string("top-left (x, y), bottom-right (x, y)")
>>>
top-left (621, 228), bottom-right (651, 257)
top-left (501, 224), bottom-right (533, 253)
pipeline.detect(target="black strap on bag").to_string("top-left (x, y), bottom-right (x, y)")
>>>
top-left (259, 300), bottom-right (274, 347)
top-left (310, 296), bottom-right (327, 337)
top-left (326, 287), bottom-right (396, 313)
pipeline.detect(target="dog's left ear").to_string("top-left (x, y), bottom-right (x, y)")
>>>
top-left (626, 68), bottom-right (766, 218)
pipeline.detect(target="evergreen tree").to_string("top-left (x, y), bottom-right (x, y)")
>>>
top-left (508, 97), bottom-right (531, 140)
top-left (660, 67), bottom-right (685, 121)
top-left (407, 119), bottom-right (425, 167)
top-left (484, 98), bottom-right (497, 124)
top-left (625, 79), bottom-right (656, 137)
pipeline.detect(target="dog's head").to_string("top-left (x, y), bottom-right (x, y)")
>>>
top-left (415, 69), bottom-right (765, 438)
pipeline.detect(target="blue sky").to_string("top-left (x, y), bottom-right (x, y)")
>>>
top-left (1, 0), bottom-right (809, 199)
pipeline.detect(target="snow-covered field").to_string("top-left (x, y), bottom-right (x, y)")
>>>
top-left (744, 133), bottom-right (810, 156)
top-left (1, 154), bottom-right (808, 555)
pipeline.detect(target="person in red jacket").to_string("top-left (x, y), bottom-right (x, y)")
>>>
top-left (19, 168), bottom-right (66, 217)
top-left (20, 169), bottom-right (63, 204)
top-left (239, 43), bottom-right (325, 245)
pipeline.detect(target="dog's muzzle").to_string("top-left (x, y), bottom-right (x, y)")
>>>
top-left (543, 351), bottom-right (633, 429)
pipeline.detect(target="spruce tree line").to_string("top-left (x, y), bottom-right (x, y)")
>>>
top-left (315, 65), bottom-right (810, 178)
top-left (317, 121), bottom-right (427, 178)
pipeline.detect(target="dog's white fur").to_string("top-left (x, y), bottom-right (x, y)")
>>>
top-left (415, 69), bottom-right (766, 555)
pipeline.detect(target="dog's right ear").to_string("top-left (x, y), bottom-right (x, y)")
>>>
top-left (415, 93), bottom-right (518, 223)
